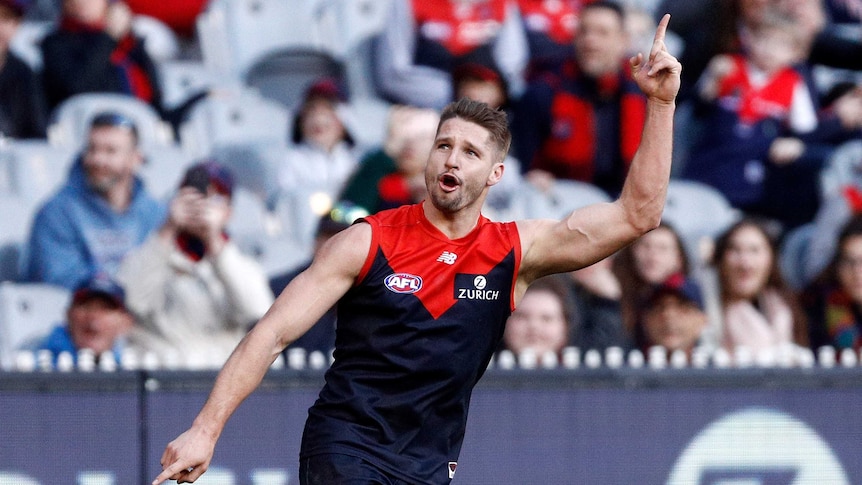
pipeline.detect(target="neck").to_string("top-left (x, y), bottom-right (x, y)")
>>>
top-left (103, 179), bottom-right (133, 212)
top-left (422, 200), bottom-right (483, 240)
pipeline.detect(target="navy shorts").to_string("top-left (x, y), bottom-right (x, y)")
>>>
top-left (299, 453), bottom-right (413, 485)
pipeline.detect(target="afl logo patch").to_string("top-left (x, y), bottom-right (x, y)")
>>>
top-left (384, 273), bottom-right (423, 294)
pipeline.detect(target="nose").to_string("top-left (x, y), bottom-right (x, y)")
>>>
top-left (444, 149), bottom-right (459, 170)
top-left (85, 148), bottom-right (108, 168)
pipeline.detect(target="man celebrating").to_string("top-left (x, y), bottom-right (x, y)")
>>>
top-left (154, 14), bottom-right (681, 485)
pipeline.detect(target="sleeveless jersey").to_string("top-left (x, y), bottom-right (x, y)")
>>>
top-left (300, 203), bottom-right (521, 484)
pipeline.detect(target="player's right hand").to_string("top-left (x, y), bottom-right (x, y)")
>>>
top-left (152, 427), bottom-right (217, 484)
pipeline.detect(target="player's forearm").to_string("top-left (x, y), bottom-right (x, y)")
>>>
top-left (190, 326), bottom-right (283, 440)
top-left (617, 99), bottom-right (675, 234)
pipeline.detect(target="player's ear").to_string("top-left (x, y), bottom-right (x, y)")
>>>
top-left (487, 161), bottom-right (505, 187)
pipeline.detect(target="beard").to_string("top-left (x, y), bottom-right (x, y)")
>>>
top-left (426, 171), bottom-right (485, 214)
top-left (87, 175), bottom-right (122, 195)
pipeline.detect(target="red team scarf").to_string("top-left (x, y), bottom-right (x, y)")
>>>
top-left (60, 15), bottom-right (154, 103)
top-left (411, 0), bottom-right (507, 56)
top-left (536, 65), bottom-right (645, 181)
top-left (715, 54), bottom-right (800, 126)
top-left (517, 0), bottom-right (581, 44)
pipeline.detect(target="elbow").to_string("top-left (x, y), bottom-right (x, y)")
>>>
top-left (624, 204), bottom-right (663, 237)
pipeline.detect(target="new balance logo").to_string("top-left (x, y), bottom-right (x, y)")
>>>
top-left (437, 251), bottom-right (457, 265)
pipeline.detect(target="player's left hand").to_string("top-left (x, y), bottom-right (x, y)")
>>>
top-left (630, 14), bottom-right (681, 104)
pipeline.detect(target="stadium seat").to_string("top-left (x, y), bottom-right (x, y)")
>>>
top-left (8, 20), bottom-right (52, 71)
top-left (177, 89), bottom-right (290, 159)
top-left (663, 179), bottom-right (740, 263)
top-left (197, 0), bottom-right (341, 77)
top-left (47, 93), bottom-right (175, 151)
top-left (0, 193), bottom-right (40, 282)
top-left (819, 140), bottom-right (862, 200)
top-left (211, 141), bottom-right (284, 201)
top-left (9, 15), bottom-right (181, 72)
top-left (270, 186), bottom-right (336, 251)
top-left (139, 145), bottom-right (196, 201)
top-left (511, 179), bottom-right (612, 221)
top-left (228, 187), bottom-right (312, 276)
top-left (779, 222), bottom-right (816, 292)
top-left (2, 139), bottom-right (76, 207)
top-left (0, 281), bottom-right (71, 370)
top-left (158, 60), bottom-right (242, 112)
top-left (244, 48), bottom-right (346, 111)
top-left (131, 14), bottom-right (180, 63)
top-left (330, 0), bottom-right (392, 99)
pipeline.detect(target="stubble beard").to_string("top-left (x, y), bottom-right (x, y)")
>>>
top-left (427, 177), bottom-right (484, 214)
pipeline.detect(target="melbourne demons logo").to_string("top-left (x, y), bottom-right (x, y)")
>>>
top-left (384, 273), bottom-right (423, 294)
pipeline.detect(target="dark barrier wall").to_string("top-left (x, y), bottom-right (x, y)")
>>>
top-left (2, 369), bottom-right (861, 484)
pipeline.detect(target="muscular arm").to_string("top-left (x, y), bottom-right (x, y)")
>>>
top-left (517, 15), bottom-right (681, 294)
top-left (152, 223), bottom-right (371, 484)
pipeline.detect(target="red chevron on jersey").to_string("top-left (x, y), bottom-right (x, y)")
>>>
top-left (358, 203), bottom-right (520, 319)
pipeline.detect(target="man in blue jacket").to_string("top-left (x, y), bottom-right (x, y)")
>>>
top-left (23, 111), bottom-right (165, 290)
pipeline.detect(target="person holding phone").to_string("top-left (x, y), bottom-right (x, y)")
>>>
top-left (116, 160), bottom-right (274, 367)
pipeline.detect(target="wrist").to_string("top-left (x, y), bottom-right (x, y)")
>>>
top-left (646, 97), bottom-right (676, 109)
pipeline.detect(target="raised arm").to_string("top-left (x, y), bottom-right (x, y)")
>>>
top-left (517, 14), bottom-right (681, 288)
top-left (152, 223), bottom-right (371, 485)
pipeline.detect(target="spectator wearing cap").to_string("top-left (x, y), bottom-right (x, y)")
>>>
top-left (28, 273), bottom-right (135, 367)
top-left (0, 0), bottom-right (47, 138)
top-left (117, 160), bottom-right (274, 366)
top-left (24, 111), bottom-right (165, 290)
top-left (278, 77), bottom-right (363, 201)
top-left (634, 272), bottom-right (711, 359)
top-left (267, 212), bottom-right (352, 355)
top-left (40, 0), bottom-right (162, 113)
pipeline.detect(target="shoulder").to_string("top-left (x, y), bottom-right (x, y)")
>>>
top-left (315, 222), bottom-right (373, 276)
top-left (33, 189), bottom-right (77, 222)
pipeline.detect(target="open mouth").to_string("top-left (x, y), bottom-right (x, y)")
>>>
top-left (439, 173), bottom-right (461, 192)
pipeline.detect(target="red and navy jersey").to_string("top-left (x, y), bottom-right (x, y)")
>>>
top-left (715, 54), bottom-right (800, 126)
top-left (411, 0), bottom-right (506, 73)
top-left (300, 203), bottom-right (521, 484)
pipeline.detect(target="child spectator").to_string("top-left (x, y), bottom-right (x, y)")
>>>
top-left (682, 12), bottom-right (819, 227)
top-left (279, 78), bottom-right (362, 198)
top-left (29, 273), bottom-right (134, 367)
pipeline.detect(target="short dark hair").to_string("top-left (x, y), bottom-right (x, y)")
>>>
top-left (90, 111), bottom-right (139, 146)
top-left (438, 98), bottom-right (511, 162)
top-left (581, 0), bottom-right (626, 22)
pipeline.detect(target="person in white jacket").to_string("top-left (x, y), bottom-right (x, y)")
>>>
top-left (117, 160), bottom-right (274, 367)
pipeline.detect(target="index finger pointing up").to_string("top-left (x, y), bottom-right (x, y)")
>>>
top-left (650, 14), bottom-right (670, 59)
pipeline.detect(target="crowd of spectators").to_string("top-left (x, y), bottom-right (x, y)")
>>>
top-left (1, 0), bottom-right (861, 370)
